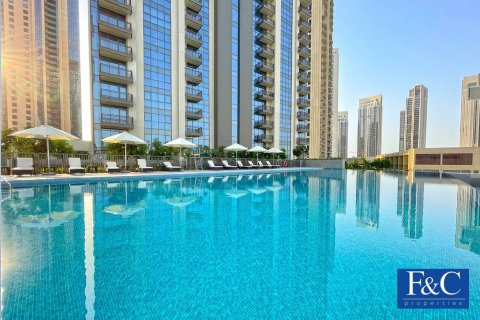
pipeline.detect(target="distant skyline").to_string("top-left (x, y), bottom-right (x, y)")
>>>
top-left (334, 0), bottom-right (480, 155)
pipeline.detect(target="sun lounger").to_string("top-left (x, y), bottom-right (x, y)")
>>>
top-left (106, 162), bottom-right (120, 173)
top-left (12, 158), bottom-right (34, 176)
top-left (247, 160), bottom-right (259, 169)
top-left (257, 161), bottom-right (266, 169)
top-left (266, 160), bottom-right (280, 168)
top-left (237, 160), bottom-right (252, 169)
top-left (163, 161), bottom-right (182, 171)
top-left (68, 158), bottom-right (85, 174)
top-left (137, 159), bottom-right (153, 172)
top-left (207, 160), bottom-right (223, 170)
top-left (222, 160), bottom-right (238, 170)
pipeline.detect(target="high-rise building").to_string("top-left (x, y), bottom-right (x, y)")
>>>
top-left (331, 48), bottom-right (339, 157)
top-left (460, 74), bottom-right (480, 147)
top-left (85, 0), bottom-right (335, 157)
top-left (399, 85), bottom-right (428, 151)
top-left (357, 94), bottom-right (382, 158)
top-left (337, 111), bottom-right (348, 158)
top-left (1, 0), bottom-right (81, 136)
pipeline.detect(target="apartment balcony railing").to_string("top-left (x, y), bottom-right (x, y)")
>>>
top-left (297, 84), bottom-right (310, 95)
top-left (255, 61), bottom-right (274, 73)
top-left (185, 68), bottom-right (203, 85)
top-left (254, 120), bottom-right (274, 129)
top-left (254, 105), bottom-right (274, 115)
top-left (185, 107), bottom-right (203, 120)
top-left (98, 0), bottom-right (132, 15)
top-left (297, 111), bottom-right (310, 120)
top-left (256, 2), bottom-right (275, 16)
top-left (256, 30), bottom-right (275, 45)
top-left (256, 17), bottom-right (275, 31)
top-left (186, 126), bottom-right (203, 137)
top-left (298, 45), bottom-right (311, 58)
top-left (300, 0), bottom-right (312, 5)
top-left (298, 19), bottom-right (311, 32)
top-left (254, 134), bottom-right (273, 143)
top-left (296, 137), bottom-right (310, 145)
top-left (99, 38), bottom-right (133, 62)
top-left (185, 10), bottom-right (203, 30)
top-left (100, 114), bottom-right (134, 130)
top-left (296, 124), bottom-right (310, 132)
top-left (299, 32), bottom-right (311, 45)
top-left (297, 97), bottom-right (310, 108)
top-left (255, 75), bottom-right (274, 87)
top-left (98, 13), bottom-right (132, 39)
top-left (185, 49), bottom-right (203, 67)
top-left (297, 71), bottom-right (310, 83)
top-left (254, 90), bottom-right (275, 101)
top-left (186, 0), bottom-right (202, 12)
top-left (185, 31), bottom-right (203, 49)
top-left (100, 90), bottom-right (133, 108)
top-left (185, 87), bottom-right (203, 102)
top-left (298, 58), bottom-right (311, 70)
top-left (255, 45), bottom-right (275, 59)
top-left (99, 63), bottom-right (133, 85)
top-left (298, 4), bottom-right (312, 19)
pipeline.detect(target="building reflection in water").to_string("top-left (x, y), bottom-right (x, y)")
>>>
top-left (397, 174), bottom-right (424, 240)
top-left (330, 169), bottom-right (347, 214)
top-left (456, 185), bottom-right (480, 254)
top-left (355, 171), bottom-right (380, 229)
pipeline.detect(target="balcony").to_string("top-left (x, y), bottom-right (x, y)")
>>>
top-left (299, 32), bottom-right (311, 45)
top-left (185, 49), bottom-right (203, 67)
top-left (297, 97), bottom-right (310, 108)
top-left (186, 87), bottom-right (203, 102)
top-left (297, 84), bottom-right (310, 95)
top-left (298, 5), bottom-right (312, 19)
top-left (186, 0), bottom-right (202, 13)
top-left (255, 45), bottom-right (275, 59)
top-left (255, 75), bottom-right (274, 87)
top-left (297, 111), bottom-right (310, 120)
top-left (186, 126), bottom-right (203, 137)
top-left (254, 105), bottom-right (274, 115)
top-left (256, 2), bottom-right (275, 16)
top-left (185, 68), bottom-right (202, 85)
top-left (100, 90), bottom-right (133, 108)
top-left (99, 38), bottom-right (133, 62)
top-left (185, 10), bottom-right (203, 30)
top-left (256, 30), bottom-right (275, 45)
top-left (185, 31), bottom-right (202, 48)
top-left (254, 90), bottom-right (274, 101)
top-left (298, 58), bottom-right (311, 70)
top-left (100, 114), bottom-right (134, 130)
top-left (98, 13), bottom-right (132, 39)
top-left (300, 0), bottom-right (311, 5)
top-left (299, 19), bottom-right (311, 33)
top-left (255, 61), bottom-right (274, 73)
top-left (296, 124), bottom-right (310, 132)
top-left (99, 0), bottom-right (132, 15)
top-left (254, 134), bottom-right (273, 143)
top-left (254, 120), bottom-right (274, 129)
top-left (185, 107), bottom-right (203, 120)
top-left (298, 71), bottom-right (310, 83)
top-left (256, 17), bottom-right (275, 31)
top-left (296, 137), bottom-right (310, 145)
top-left (298, 45), bottom-right (310, 58)
top-left (99, 63), bottom-right (133, 85)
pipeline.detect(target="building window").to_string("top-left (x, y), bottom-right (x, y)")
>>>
top-left (415, 154), bottom-right (441, 165)
top-left (442, 153), bottom-right (473, 165)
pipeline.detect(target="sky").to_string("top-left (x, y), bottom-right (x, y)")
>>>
top-left (333, 0), bottom-right (480, 156)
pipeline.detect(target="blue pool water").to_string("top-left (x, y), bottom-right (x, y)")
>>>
top-left (1, 170), bottom-right (479, 319)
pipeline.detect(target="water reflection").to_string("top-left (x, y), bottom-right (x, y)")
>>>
top-left (456, 185), bottom-right (480, 254)
top-left (397, 175), bottom-right (424, 239)
top-left (355, 171), bottom-right (380, 229)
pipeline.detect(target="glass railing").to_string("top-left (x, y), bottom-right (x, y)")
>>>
top-left (100, 89), bottom-right (132, 101)
top-left (99, 13), bottom-right (131, 31)
top-left (100, 62), bottom-right (132, 79)
top-left (99, 38), bottom-right (131, 55)
top-left (186, 68), bottom-right (202, 78)
top-left (185, 49), bottom-right (202, 60)
top-left (101, 114), bottom-right (133, 125)
top-left (186, 31), bottom-right (202, 41)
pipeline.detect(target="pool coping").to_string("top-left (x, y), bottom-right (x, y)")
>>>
top-left (0, 167), bottom-right (324, 188)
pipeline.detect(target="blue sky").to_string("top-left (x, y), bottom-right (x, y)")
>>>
top-left (334, 0), bottom-right (480, 155)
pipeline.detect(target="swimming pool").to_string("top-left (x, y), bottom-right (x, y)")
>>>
top-left (1, 170), bottom-right (479, 319)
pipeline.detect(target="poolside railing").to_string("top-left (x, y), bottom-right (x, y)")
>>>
top-left (0, 153), bottom-right (286, 174)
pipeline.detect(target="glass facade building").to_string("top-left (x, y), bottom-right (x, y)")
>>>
top-left (231, 0), bottom-right (239, 144)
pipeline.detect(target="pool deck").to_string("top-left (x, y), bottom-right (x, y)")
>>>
top-left (1, 167), bottom-right (323, 188)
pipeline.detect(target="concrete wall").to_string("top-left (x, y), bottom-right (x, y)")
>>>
top-left (288, 159), bottom-right (345, 169)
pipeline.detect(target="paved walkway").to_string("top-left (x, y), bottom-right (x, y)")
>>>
top-left (1, 167), bottom-right (321, 188)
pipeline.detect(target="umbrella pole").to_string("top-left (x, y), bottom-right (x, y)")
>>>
top-left (46, 136), bottom-right (50, 171)
top-left (236, 151), bottom-right (238, 163)
top-left (124, 142), bottom-right (127, 172)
